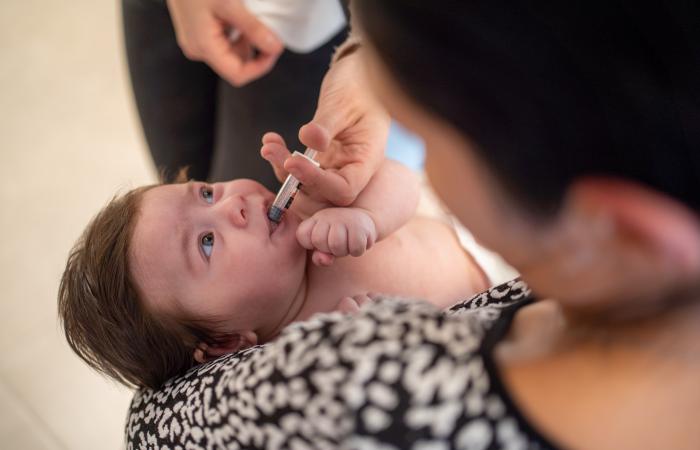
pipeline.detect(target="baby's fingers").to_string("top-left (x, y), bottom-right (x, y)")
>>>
top-left (327, 223), bottom-right (349, 257)
top-left (296, 217), bottom-right (316, 250)
top-left (347, 225), bottom-right (373, 257)
top-left (352, 294), bottom-right (373, 307)
top-left (312, 251), bottom-right (335, 266)
top-left (336, 294), bottom-right (373, 315)
top-left (336, 296), bottom-right (362, 314)
top-left (310, 220), bottom-right (332, 254)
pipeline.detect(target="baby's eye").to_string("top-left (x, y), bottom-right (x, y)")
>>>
top-left (200, 232), bottom-right (214, 258)
top-left (200, 185), bottom-right (214, 204)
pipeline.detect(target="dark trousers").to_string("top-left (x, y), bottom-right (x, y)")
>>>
top-left (122, 0), bottom-right (347, 190)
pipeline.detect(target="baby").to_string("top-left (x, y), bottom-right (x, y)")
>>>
top-left (58, 134), bottom-right (487, 390)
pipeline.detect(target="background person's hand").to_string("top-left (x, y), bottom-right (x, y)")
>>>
top-left (166, 0), bottom-right (284, 86)
top-left (282, 50), bottom-right (391, 206)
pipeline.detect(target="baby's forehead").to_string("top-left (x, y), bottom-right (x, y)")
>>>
top-left (133, 186), bottom-right (183, 240)
top-left (142, 182), bottom-right (185, 205)
top-left (129, 184), bottom-right (187, 314)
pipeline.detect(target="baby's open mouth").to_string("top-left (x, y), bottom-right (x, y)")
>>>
top-left (264, 201), bottom-right (279, 236)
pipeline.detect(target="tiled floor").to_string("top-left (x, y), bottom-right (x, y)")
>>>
top-left (0, 0), bottom-right (154, 448)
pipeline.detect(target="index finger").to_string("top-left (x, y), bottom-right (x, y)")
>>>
top-left (285, 156), bottom-right (371, 206)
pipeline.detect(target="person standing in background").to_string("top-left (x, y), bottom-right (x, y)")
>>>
top-left (122, 0), bottom-right (348, 189)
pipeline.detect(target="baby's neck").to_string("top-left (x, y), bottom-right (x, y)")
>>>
top-left (257, 255), bottom-right (313, 342)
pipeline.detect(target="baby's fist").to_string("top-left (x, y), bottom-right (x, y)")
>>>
top-left (296, 207), bottom-right (377, 259)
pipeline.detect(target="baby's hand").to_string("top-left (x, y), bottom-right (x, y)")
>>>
top-left (335, 293), bottom-right (375, 314)
top-left (297, 207), bottom-right (377, 265)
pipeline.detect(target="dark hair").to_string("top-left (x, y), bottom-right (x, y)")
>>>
top-left (355, 1), bottom-right (700, 215)
top-left (58, 173), bottom-right (211, 390)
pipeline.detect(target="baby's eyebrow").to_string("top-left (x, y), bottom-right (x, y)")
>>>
top-left (178, 182), bottom-right (197, 275)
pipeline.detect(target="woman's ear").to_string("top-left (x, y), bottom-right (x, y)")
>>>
top-left (569, 178), bottom-right (700, 276)
top-left (193, 331), bottom-right (258, 364)
top-left (543, 177), bottom-right (700, 311)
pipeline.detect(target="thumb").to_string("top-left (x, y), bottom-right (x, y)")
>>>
top-left (214, 0), bottom-right (283, 55)
top-left (299, 82), bottom-right (353, 152)
top-left (299, 122), bottom-right (333, 153)
top-left (312, 251), bottom-right (335, 266)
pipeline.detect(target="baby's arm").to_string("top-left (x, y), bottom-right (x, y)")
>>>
top-left (296, 159), bottom-right (419, 264)
top-left (322, 158), bottom-right (420, 243)
top-left (356, 158), bottom-right (421, 240)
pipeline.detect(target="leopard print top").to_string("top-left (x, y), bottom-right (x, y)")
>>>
top-left (125, 279), bottom-right (559, 449)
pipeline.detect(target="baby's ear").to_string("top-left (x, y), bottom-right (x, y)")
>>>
top-left (193, 331), bottom-right (258, 363)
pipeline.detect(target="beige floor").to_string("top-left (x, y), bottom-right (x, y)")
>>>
top-left (0, 0), bottom-right (155, 448)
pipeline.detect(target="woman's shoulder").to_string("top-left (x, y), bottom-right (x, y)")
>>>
top-left (447, 277), bottom-right (533, 315)
top-left (127, 279), bottom-right (552, 449)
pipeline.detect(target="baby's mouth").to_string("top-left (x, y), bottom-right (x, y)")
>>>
top-left (264, 201), bottom-right (279, 236)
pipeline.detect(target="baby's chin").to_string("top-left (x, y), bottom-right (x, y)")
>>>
top-left (270, 209), bottom-right (303, 248)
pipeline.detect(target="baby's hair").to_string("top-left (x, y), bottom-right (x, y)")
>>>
top-left (58, 169), bottom-right (211, 389)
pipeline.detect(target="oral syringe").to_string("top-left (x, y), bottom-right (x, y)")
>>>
top-left (267, 148), bottom-right (319, 224)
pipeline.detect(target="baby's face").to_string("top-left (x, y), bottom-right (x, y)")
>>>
top-left (130, 179), bottom-right (306, 337)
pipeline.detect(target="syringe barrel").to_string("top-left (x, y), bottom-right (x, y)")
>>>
top-left (268, 173), bottom-right (300, 223)
top-left (266, 149), bottom-right (319, 223)
top-left (303, 148), bottom-right (317, 160)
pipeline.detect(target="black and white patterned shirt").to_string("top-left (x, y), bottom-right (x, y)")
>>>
top-left (126, 279), bottom-right (560, 449)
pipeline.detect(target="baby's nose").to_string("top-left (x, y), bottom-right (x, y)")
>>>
top-left (220, 194), bottom-right (247, 228)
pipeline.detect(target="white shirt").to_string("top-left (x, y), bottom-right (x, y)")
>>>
top-left (243, 0), bottom-right (346, 53)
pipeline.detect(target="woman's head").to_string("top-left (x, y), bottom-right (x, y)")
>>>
top-left (355, 1), bottom-right (700, 314)
top-left (59, 178), bottom-right (305, 389)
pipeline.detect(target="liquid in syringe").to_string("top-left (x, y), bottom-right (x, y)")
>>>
top-left (267, 148), bottom-right (318, 224)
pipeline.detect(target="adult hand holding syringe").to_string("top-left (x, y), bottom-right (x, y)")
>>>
top-left (262, 46), bottom-right (390, 208)
top-left (261, 131), bottom-right (379, 266)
